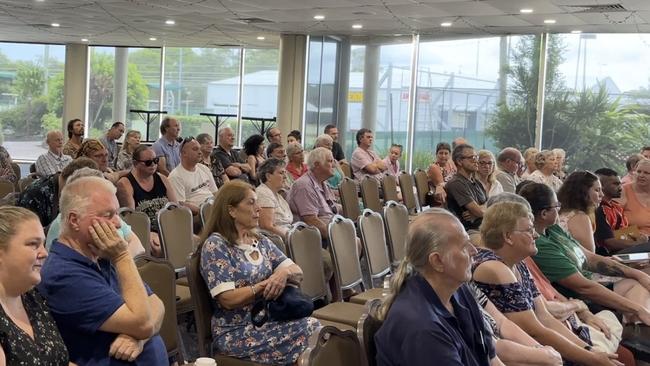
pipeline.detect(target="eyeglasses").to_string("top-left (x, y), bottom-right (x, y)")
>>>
top-left (513, 227), bottom-right (538, 236)
top-left (136, 157), bottom-right (160, 166)
top-left (180, 136), bottom-right (195, 151)
top-left (478, 161), bottom-right (494, 166)
top-left (543, 203), bottom-right (562, 210)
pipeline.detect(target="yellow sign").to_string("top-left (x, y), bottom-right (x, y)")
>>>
top-left (348, 91), bottom-right (363, 102)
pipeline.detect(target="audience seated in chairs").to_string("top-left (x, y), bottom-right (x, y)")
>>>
top-left (521, 147), bottom-right (539, 180)
top-left (266, 127), bottom-right (282, 145)
top-left (314, 134), bottom-right (344, 191)
top-left (256, 158), bottom-right (293, 241)
top-left (476, 149), bottom-right (503, 198)
top-left (473, 201), bottom-right (621, 366)
top-left (99, 121), bottom-right (125, 170)
top-left (168, 137), bottom-right (219, 231)
top-left (35, 130), bottom-right (73, 177)
top-left (38, 176), bottom-right (167, 365)
top-left (18, 157), bottom-right (97, 228)
top-left (286, 142), bottom-right (308, 184)
top-left (46, 167), bottom-right (145, 257)
top-left (619, 159), bottom-right (650, 237)
top-left (495, 147), bottom-right (524, 194)
top-left (152, 117), bottom-right (182, 176)
top-left (351, 128), bottom-right (388, 182)
top-left (0, 207), bottom-right (71, 365)
top-left (519, 182), bottom-right (650, 327)
top-left (0, 144), bottom-right (16, 185)
top-left (382, 144), bottom-right (402, 178)
top-left (287, 129), bottom-right (301, 145)
top-left (324, 124), bottom-right (346, 163)
top-left (76, 138), bottom-right (127, 184)
top-left (525, 150), bottom-right (563, 192)
top-left (213, 127), bottom-right (252, 183)
top-left (375, 208), bottom-right (501, 365)
top-left (426, 142), bottom-right (454, 205)
top-left (62, 118), bottom-right (84, 158)
top-left (594, 168), bottom-right (649, 255)
top-left (621, 154), bottom-right (644, 185)
top-left (198, 180), bottom-right (319, 364)
top-left (197, 133), bottom-right (229, 188)
top-left (116, 145), bottom-right (178, 256)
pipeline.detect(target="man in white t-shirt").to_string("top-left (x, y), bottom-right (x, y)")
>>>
top-left (169, 137), bottom-right (218, 218)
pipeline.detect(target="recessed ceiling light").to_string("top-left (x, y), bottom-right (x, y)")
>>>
top-left (520, 8), bottom-right (533, 14)
top-left (440, 22), bottom-right (452, 27)
top-left (165, 19), bottom-right (175, 25)
top-left (81, 38), bottom-right (88, 42)
top-left (352, 24), bottom-right (363, 29)
top-left (51, 23), bottom-right (60, 27)
top-left (543, 19), bottom-right (556, 24)
top-left (257, 36), bottom-right (265, 40)
top-left (149, 37), bottom-right (157, 41)
top-left (571, 30), bottom-right (582, 34)
top-left (313, 15), bottom-right (325, 20)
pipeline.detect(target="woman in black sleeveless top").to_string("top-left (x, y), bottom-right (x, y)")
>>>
top-left (116, 145), bottom-right (178, 256)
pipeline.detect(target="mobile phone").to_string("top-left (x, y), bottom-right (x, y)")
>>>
top-left (613, 252), bottom-right (650, 263)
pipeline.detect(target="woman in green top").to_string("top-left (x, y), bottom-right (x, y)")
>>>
top-left (519, 182), bottom-right (650, 326)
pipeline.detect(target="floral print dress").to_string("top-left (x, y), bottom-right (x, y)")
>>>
top-left (200, 233), bottom-right (319, 365)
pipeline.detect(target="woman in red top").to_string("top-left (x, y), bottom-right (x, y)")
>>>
top-left (286, 142), bottom-right (308, 181)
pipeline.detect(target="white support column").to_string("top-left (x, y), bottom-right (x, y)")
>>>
top-left (277, 34), bottom-right (308, 135)
top-left (62, 44), bottom-right (89, 133)
top-left (362, 44), bottom-right (380, 131)
top-left (336, 37), bottom-right (351, 150)
top-left (534, 33), bottom-right (548, 150)
top-left (113, 47), bottom-right (128, 124)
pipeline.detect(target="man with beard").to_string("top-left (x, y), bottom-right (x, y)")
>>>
top-left (594, 168), bottom-right (649, 255)
top-left (63, 118), bottom-right (84, 157)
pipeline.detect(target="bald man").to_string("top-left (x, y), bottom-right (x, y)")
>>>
top-left (35, 130), bottom-right (73, 176)
top-left (495, 147), bottom-right (524, 193)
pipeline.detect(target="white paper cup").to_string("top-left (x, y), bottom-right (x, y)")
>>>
top-left (194, 357), bottom-right (217, 366)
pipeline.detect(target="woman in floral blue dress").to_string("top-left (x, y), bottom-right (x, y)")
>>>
top-left (199, 180), bottom-right (319, 365)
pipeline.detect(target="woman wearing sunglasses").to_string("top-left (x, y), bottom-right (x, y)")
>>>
top-left (116, 145), bottom-right (178, 256)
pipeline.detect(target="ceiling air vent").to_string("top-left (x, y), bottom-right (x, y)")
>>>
top-left (562, 3), bottom-right (627, 13)
top-left (231, 17), bottom-right (273, 24)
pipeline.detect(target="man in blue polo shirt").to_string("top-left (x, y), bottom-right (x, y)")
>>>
top-left (375, 208), bottom-right (497, 366)
top-left (38, 176), bottom-right (167, 365)
top-left (152, 116), bottom-right (182, 176)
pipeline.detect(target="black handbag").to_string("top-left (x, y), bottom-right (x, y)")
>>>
top-left (251, 285), bottom-right (314, 327)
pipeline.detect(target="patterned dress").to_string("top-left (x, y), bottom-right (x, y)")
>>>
top-left (200, 233), bottom-right (319, 365)
top-left (0, 146), bottom-right (16, 183)
top-left (0, 288), bottom-right (69, 365)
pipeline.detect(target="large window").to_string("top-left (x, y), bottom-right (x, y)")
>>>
top-left (0, 43), bottom-right (65, 160)
top-left (165, 47), bottom-right (241, 142)
top-left (240, 48), bottom-right (279, 143)
top-left (542, 33), bottom-right (650, 172)
top-left (304, 36), bottom-right (340, 147)
top-left (87, 47), bottom-right (161, 140)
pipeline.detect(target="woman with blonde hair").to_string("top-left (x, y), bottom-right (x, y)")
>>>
top-left (0, 207), bottom-right (73, 365)
top-left (526, 150), bottom-right (563, 192)
top-left (116, 130), bottom-right (141, 170)
top-left (473, 201), bottom-right (622, 366)
top-left (199, 180), bottom-right (318, 364)
top-left (619, 158), bottom-right (650, 236)
top-left (522, 147), bottom-right (539, 179)
top-left (476, 150), bottom-right (503, 198)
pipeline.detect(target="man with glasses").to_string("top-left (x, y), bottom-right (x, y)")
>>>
top-left (445, 144), bottom-right (487, 231)
top-left (152, 117), bottom-right (181, 176)
top-left (169, 137), bottom-right (218, 229)
top-left (495, 147), bottom-right (524, 193)
top-left (266, 127), bottom-right (283, 145)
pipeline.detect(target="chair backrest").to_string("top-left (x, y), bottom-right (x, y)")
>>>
top-left (120, 208), bottom-right (151, 255)
top-left (0, 179), bottom-right (15, 199)
top-left (340, 162), bottom-right (352, 179)
top-left (199, 198), bottom-right (214, 228)
top-left (357, 299), bottom-right (383, 366)
top-left (298, 326), bottom-right (362, 366)
top-left (17, 176), bottom-right (35, 192)
top-left (259, 229), bottom-right (287, 255)
top-left (186, 250), bottom-right (214, 357)
top-left (135, 255), bottom-right (180, 358)
top-left (360, 177), bottom-right (382, 213)
top-left (413, 169), bottom-right (429, 209)
top-left (398, 172), bottom-right (417, 214)
top-left (358, 210), bottom-right (391, 282)
top-left (287, 223), bottom-right (329, 302)
top-left (338, 178), bottom-right (360, 221)
top-left (157, 202), bottom-right (194, 271)
top-left (383, 201), bottom-right (408, 265)
top-left (328, 215), bottom-right (363, 298)
top-left (381, 175), bottom-right (399, 203)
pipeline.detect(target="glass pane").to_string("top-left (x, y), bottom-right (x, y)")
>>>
top-left (164, 48), bottom-right (241, 142)
top-left (240, 48), bottom-right (279, 142)
top-left (88, 47), bottom-right (115, 138)
top-left (0, 43), bottom-right (66, 160)
top-left (304, 37), bottom-right (324, 146)
top-left (413, 37), bottom-right (501, 171)
top-left (544, 33), bottom-right (650, 172)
